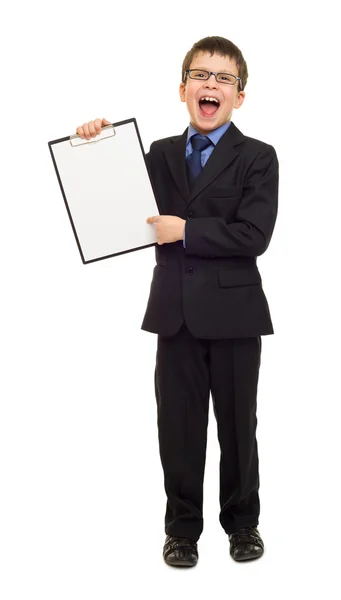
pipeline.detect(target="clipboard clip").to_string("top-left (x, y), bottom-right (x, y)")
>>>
top-left (69, 124), bottom-right (116, 147)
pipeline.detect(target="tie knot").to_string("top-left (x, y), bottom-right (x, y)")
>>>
top-left (191, 134), bottom-right (211, 152)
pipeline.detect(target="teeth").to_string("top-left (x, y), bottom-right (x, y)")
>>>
top-left (200, 96), bottom-right (219, 104)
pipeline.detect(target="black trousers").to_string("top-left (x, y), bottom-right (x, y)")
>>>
top-left (154, 323), bottom-right (262, 541)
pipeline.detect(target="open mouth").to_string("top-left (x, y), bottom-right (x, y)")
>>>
top-left (198, 97), bottom-right (220, 117)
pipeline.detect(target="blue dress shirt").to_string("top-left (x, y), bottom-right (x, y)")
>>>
top-left (183, 121), bottom-right (231, 248)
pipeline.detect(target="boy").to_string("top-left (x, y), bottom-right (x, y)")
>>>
top-left (76, 36), bottom-right (279, 567)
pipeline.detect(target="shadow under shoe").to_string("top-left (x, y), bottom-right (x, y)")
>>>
top-left (228, 526), bottom-right (264, 561)
top-left (163, 535), bottom-right (198, 567)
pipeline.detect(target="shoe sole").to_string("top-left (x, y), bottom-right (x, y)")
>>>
top-left (164, 556), bottom-right (198, 567)
top-left (231, 550), bottom-right (264, 562)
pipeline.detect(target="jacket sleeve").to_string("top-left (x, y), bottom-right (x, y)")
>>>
top-left (184, 145), bottom-right (279, 258)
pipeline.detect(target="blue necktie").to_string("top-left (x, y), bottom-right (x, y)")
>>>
top-left (186, 134), bottom-right (212, 189)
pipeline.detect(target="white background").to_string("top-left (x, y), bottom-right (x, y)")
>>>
top-left (1, 1), bottom-right (340, 598)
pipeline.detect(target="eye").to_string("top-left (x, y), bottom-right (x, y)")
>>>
top-left (190, 70), bottom-right (207, 79)
top-left (218, 74), bottom-right (235, 83)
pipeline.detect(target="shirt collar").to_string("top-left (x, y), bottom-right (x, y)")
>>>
top-left (186, 121), bottom-right (231, 147)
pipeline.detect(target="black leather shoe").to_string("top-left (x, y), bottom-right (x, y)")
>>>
top-left (228, 526), bottom-right (264, 561)
top-left (163, 535), bottom-right (198, 567)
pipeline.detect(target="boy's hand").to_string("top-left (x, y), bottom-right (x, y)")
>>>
top-left (76, 118), bottom-right (111, 140)
top-left (146, 215), bottom-right (186, 244)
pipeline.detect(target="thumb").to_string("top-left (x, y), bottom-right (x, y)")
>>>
top-left (102, 118), bottom-right (112, 126)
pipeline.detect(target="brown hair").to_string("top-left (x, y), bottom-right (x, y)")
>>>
top-left (181, 36), bottom-right (248, 92)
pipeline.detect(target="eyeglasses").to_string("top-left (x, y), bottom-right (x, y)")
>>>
top-left (185, 69), bottom-right (242, 88)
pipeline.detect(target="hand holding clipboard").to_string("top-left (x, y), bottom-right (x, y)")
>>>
top-left (74, 117), bottom-right (186, 249)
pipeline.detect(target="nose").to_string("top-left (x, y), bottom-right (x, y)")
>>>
top-left (204, 73), bottom-right (218, 87)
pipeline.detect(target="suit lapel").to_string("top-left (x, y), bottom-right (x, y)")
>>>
top-left (163, 121), bottom-right (245, 206)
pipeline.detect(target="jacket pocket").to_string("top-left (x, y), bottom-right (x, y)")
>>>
top-left (218, 267), bottom-right (261, 288)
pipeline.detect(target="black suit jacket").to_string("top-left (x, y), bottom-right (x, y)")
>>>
top-left (141, 121), bottom-right (279, 339)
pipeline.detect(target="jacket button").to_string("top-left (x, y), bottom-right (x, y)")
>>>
top-left (187, 212), bottom-right (193, 218)
top-left (187, 267), bottom-right (194, 275)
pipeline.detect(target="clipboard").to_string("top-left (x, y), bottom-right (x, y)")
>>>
top-left (48, 118), bottom-right (159, 264)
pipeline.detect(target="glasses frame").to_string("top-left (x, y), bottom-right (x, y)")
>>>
top-left (185, 69), bottom-right (242, 89)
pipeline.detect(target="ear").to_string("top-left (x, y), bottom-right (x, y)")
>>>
top-left (179, 82), bottom-right (186, 103)
top-left (234, 90), bottom-right (246, 109)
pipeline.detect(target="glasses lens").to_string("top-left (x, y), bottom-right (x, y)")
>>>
top-left (216, 73), bottom-right (237, 84)
top-left (189, 69), bottom-right (209, 80)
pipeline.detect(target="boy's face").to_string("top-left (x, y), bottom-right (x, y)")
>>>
top-left (179, 52), bottom-right (245, 134)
